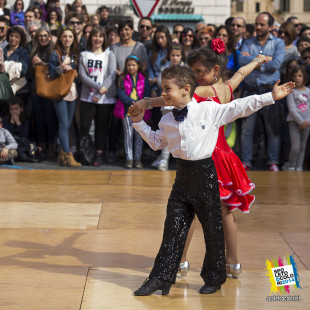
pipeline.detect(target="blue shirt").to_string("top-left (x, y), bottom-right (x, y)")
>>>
top-left (239, 34), bottom-right (285, 87)
top-left (148, 48), bottom-right (167, 91)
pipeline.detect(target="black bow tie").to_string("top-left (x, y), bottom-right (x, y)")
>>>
top-left (172, 106), bottom-right (188, 122)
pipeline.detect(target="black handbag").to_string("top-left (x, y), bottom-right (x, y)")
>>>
top-left (79, 135), bottom-right (96, 165)
top-left (0, 72), bottom-right (14, 101)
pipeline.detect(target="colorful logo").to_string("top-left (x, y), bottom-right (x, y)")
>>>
top-left (265, 254), bottom-right (302, 295)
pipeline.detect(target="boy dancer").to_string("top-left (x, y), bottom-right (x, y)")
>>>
top-left (130, 65), bottom-right (294, 296)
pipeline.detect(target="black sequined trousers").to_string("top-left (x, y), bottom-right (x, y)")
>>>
top-left (149, 158), bottom-right (226, 286)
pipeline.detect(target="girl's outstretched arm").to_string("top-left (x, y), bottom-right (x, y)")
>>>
top-left (227, 54), bottom-right (269, 91)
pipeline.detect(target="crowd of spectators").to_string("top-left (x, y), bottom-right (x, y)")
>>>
top-left (0, 0), bottom-right (310, 171)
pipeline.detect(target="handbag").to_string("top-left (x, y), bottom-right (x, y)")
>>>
top-left (35, 50), bottom-right (76, 101)
top-left (0, 72), bottom-right (14, 101)
top-left (79, 135), bottom-right (96, 165)
top-left (113, 99), bottom-right (125, 119)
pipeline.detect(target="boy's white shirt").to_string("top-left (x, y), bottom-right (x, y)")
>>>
top-left (133, 92), bottom-right (275, 161)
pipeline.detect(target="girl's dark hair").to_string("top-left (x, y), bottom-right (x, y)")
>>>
top-left (214, 25), bottom-right (236, 53)
top-left (150, 24), bottom-right (172, 66)
top-left (187, 40), bottom-right (228, 79)
top-left (86, 26), bottom-right (108, 51)
top-left (290, 65), bottom-right (308, 85)
top-left (7, 96), bottom-right (27, 122)
top-left (284, 57), bottom-right (303, 82)
top-left (54, 26), bottom-right (79, 61)
top-left (6, 26), bottom-right (27, 48)
top-left (118, 55), bottom-right (144, 88)
top-left (168, 43), bottom-right (185, 62)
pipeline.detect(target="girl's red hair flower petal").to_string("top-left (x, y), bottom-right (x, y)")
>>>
top-left (211, 38), bottom-right (226, 54)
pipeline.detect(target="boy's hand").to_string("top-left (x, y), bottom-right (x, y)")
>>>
top-left (129, 104), bottom-right (145, 123)
top-left (130, 99), bottom-right (146, 117)
top-left (272, 80), bottom-right (295, 101)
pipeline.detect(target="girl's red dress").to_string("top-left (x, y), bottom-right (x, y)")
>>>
top-left (193, 85), bottom-right (255, 213)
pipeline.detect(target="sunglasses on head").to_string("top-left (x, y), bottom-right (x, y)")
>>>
top-left (69, 21), bottom-right (82, 26)
top-left (139, 25), bottom-right (151, 30)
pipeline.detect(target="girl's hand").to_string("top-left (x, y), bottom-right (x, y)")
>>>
top-left (299, 121), bottom-right (310, 130)
top-left (62, 55), bottom-right (71, 66)
top-left (272, 80), bottom-right (295, 101)
top-left (62, 65), bottom-right (72, 72)
top-left (32, 54), bottom-right (42, 65)
top-left (130, 99), bottom-right (146, 116)
top-left (99, 87), bottom-right (107, 95)
top-left (255, 54), bottom-right (269, 66)
top-left (129, 104), bottom-right (144, 123)
top-left (92, 95), bottom-right (99, 103)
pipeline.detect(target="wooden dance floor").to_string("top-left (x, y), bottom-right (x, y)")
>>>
top-left (0, 169), bottom-right (309, 309)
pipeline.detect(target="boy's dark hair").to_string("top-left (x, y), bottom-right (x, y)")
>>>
top-left (301, 46), bottom-right (310, 57)
top-left (99, 6), bottom-right (109, 12)
top-left (7, 96), bottom-right (27, 122)
top-left (187, 41), bottom-right (228, 79)
top-left (161, 65), bottom-right (196, 97)
top-left (289, 65), bottom-right (308, 85)
top-left (0, 15), bottom-right (10, 26)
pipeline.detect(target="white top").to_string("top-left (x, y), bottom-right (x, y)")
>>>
top-left (133, 93), bottom-right (274, 161)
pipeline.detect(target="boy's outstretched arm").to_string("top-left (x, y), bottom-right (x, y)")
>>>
top-left (130, 97), bottom-right (166, 117)
top-left (272, 80), bottom-right (295, 101)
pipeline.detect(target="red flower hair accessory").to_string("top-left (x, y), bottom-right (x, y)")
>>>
top-left (211, 38), bottom-right (226, 54)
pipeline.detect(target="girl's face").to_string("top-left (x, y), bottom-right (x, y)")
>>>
top-left (126, 59), bottom-right (139, 76)
top-left (190, 62), bottom-right (213, 86)
top-left (301, 30), bottom-right (310, 39)
top-left (38, 30), bottom-right (51, 47)
top-left (170, 49), bottom-right (182, 65)
top-left (10, 104), bottom-right (23, 117)
top-left (83, 26), bottom-right (92, 39)
top-left (287, 60), bottom-right (299, 76)
top-left (108, 31), bottom-right (120, 45)
top-left (91, 32), bottom-right (104, 49)
top-left (91, 15), bottom-right (99, 25)
top-left (60, 30), bottom-right (74, 49)
top-left (155, 32), bottom-right (167, 48)
top-left (9, 31), bottom-right (21, 48)
top-left (181, 31), bottom-right (194, 47)
top-left (216, 28), bottom-right (228, 45)
top-left (292, 70), bottom-right (304, 88)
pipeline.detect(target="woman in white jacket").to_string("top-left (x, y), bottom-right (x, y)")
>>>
top-left (79, 26), bottom-right (117, 166)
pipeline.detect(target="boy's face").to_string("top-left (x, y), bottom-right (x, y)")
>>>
top-left (302, 51), bottom-right (310, 66)
top-left (10, 104), bottom-right (23, 117)
top-left (161, 78), bottom-right (190, 108)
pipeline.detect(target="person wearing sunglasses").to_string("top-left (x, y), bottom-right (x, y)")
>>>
top-left (197, 26), bottom-right (214, 48)
top-left (65, 12), bottom-right (86, 52)
top-left (231, 17), bottom-right (246, 50)
top-left (0, 16), bottom-right (9, 50)
top-left (137, 17), bottom-right (153, 52)
top-left (10, 0), bottom-right (25, 27)
top-left (172, 23), bottom-right (184, 40)
top-left (180, 27), bottom-right (195, 58)
top-left (287, 16), bottom-right (302, 37)
top-left (278, 21), bottom-right (299, 78)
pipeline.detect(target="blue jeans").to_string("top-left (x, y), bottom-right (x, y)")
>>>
top-left (241, 88), bottom-right (280, 167)
top-left (32, 94), bottom-right (58, 145)
top-left (53, 99), bottom-right (76, 152)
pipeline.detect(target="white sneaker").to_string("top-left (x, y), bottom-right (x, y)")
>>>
top-left (151, 158), bottom-right (161, 168)
top-left (269, 164), bottom-right (279, 172)
top-left (158, 159), bottom-right (168, 171)
top-left (296, 167), bottom-right (303, 172)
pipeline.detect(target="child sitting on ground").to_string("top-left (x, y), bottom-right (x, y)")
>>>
top-left (0, 116), bottom-right (18, 165)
